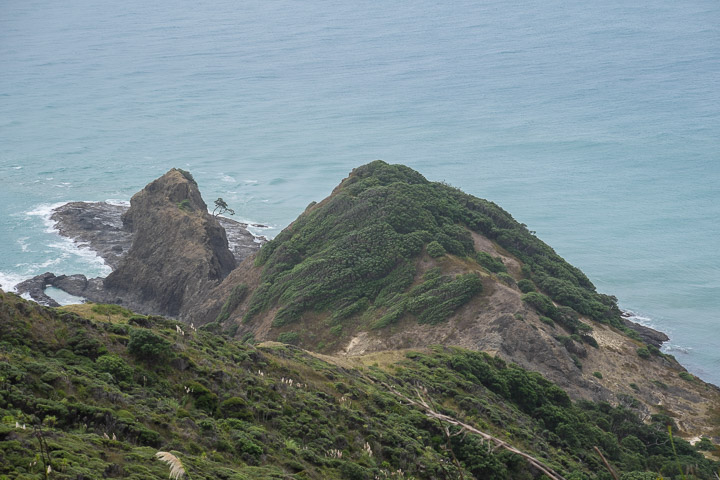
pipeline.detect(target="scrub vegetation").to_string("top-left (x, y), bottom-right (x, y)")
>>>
top-left (1, 290), bottom-right (718, 479)
top-left (239, 161), bottom-right (623, 339)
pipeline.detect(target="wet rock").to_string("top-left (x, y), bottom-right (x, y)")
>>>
top-left (622, 316), bottom-right (670, 348)
top-left (50, 201), bottom-right (262, 269)
top-left (15, 273), bottom-right (60, 307)
top-left (51, 202), bottom-right (131, 270)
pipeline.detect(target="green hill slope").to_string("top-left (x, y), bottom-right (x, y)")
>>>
top-left (1, 290), bottom-right (718, 479)
top-left (204, 161), bottom-right (621, 338)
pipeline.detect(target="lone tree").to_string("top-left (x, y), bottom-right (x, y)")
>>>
top-left (213, 197), bottom-right (235, 217)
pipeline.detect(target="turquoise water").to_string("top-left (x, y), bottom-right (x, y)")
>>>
top-left (1, 0), bottom-right (718, 384)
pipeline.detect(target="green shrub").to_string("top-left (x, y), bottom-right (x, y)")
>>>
top-left (496, 272), bottom-right (515, 286)
top-left (277, 332), bottom-right (300, 345)
top-left (678, 371), bottom-right (694, 382)
top-left (187, 382), bottom-right (218, 414)
top-left (95, 354), bottom-right (133, 382)
top-left (426, 241), bottom-right (446, 258)
top-left (128, 315), bottom-right (150, 327)
top-left (695, 437), bottom-right (714, 451)
top-left (231, 430), bottom-right (263, 462)
top-left (476, 251), bottom-right (506, 273)
top-left (517, 279), bottom-right (535, 293)
top-left (592, 371), bottom-right (603, 379)
top-left (216, 284), bottom-right (248, 323)
top-left (176, 168), bottom-right (196, 184)
top-left (91, 303), bottom-right (131, 317)
top-left (539, 316), bottom-right (555, 327)
top-left (127, 329), bottom-right (171, 361)
top-left (219, 397), bottom-right (253, 420)
top-left (522, 292), bottom-right (557, 317)
top-left (177, 199), bottom-right (192, 211)
top-left (339, 461), bottom-right (370, 480)
top-left (636, 347), bottom-right (651, 359)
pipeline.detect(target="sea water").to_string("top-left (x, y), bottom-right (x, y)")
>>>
top-left (1, 0), bottom-right (718, 384)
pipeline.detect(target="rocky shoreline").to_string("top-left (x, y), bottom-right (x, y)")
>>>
top-left (50, 201), bottom-right (265, 268)
top-left (17, 197), bottom-right (266, 313)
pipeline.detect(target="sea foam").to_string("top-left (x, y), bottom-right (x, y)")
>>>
top-left (0, 271), bottom-right (25, 292)
top-left (25, 202), bottom-right (112, 276)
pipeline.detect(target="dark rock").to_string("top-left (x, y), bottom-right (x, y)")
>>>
top-left (15, 272), bottom-right (60, 307)
top-left (622, 317), bottom-right (669, 348)
top-left (51, 202), bottom-right (131, 270)
top-left (33, 170), bottom-right (265, 316)
top-left (50, 200), bottom-right (262, 270)
top-left (103, 169), bottom-right (237, 317)
top-left (53, 274), bottom-right (89, 295)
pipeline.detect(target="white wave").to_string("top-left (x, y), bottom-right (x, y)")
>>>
top-left (13, 165), bottom-right (22, 169)
top-left (663, 344), bottom-right (692, 355)
top-left (622, 309), bottom-right (656, 328)
top-left (105, 198), bottom-right (131, 207)
top-left (47, 240), bottom-right (111, 276)
top-left (220, 174), bottom-right (237, 183)
top-left (243, 222), bottom-right (275, 241)
top-left (17, 237), bottom-right (30, 252)
top-left (20, 293), bottom-right (33, 302)
top-left (244, 179), bottom-right (258, 184)
top-left (26, 202), bottom-right (69, 233)
top-left (24, 202), bottom-right (112, 276)
top-left (0, 271), bottom-right (25, 292)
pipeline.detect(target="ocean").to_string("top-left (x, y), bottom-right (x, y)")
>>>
top-left (1, 0), bottom-right (718, 384)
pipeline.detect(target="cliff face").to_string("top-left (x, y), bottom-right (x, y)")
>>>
top-left (104, 169), bottom-right (235, 317)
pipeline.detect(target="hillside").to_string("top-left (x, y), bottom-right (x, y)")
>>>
top-left (1, 290), bottom-right (719, 479)
top-left (189, 162), bottom-right (720, 433)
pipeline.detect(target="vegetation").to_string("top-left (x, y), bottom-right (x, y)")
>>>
top-left (1, 290), bottom-right (718, 479)
top-left (212, 198), bottom-right (235, 217)
top-left (476, 251), bottom-right (506, 273)
top-left (425, 241), bottom-right (446, 258)
top-left (215, 284), bottom-right (248, 323)
top-left (239, 161), bottom-right (624, 343)
top-left (176, 168), bottom-right (196, 185)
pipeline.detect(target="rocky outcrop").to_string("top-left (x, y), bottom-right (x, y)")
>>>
top-left (51, 202), bottom-right (132, 269)
top-left (101, 169), bottom-right (236, 317)
top-left (15, 273), bottom-right (61, 307)
top-left (622, 315), bottom-right (670, 348)
top-left (51, 202), bottom-right (264, 269)
top-left (15, 273), bottom-right (106, 306)
top-left (20, 171), bottom-right (264, 314)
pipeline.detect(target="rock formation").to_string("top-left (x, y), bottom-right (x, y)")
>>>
top-left (103, 169), bottom-right (236, 317)
top-left (17, 170), bottom-right (265, 317)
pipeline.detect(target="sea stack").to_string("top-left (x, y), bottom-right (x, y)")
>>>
top-left (104, 168), bottom-right (236, 317)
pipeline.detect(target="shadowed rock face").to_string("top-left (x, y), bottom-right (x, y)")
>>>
top-left (103, 169), bottom-right (236, 317)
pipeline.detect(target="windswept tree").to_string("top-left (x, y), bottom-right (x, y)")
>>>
top-left (213, 197), bottom-right (235, 217)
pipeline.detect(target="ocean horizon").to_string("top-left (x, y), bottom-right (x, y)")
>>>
top-left (1, 0), bottom-right (718, 385)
